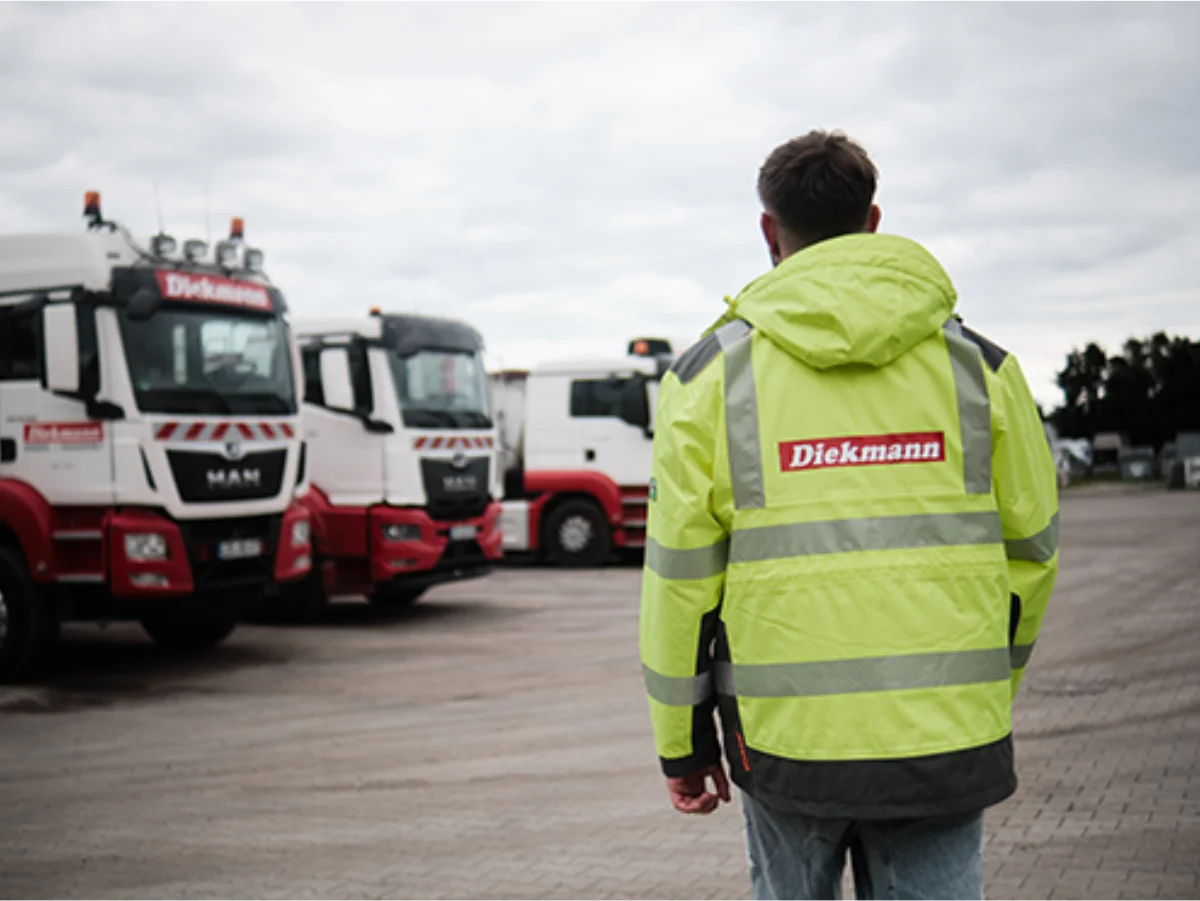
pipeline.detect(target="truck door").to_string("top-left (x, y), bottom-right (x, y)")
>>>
top-left (301, 344), bottom-right (384, 506)
top-left (568, 372), bottom-right (650, 487)
top-left (2, 302), bottom-right (116, 509)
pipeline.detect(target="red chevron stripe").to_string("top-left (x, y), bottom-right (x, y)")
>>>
top-left (184, 422), bottom-right (205, 441)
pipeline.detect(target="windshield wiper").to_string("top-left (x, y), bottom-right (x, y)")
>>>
top-left (403, 408), bottom-right (457, 428)
top-left (139, 387), bottom-right (233, 414)
top-left (459, 411), bottom-right (493, 428)
top-left (235, 392), bottom-right (294, 414)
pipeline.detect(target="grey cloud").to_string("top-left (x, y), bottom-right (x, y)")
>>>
top-left (1, 2), bottom-right (1197, 407)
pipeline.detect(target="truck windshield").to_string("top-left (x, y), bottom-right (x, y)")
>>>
top-left (388, 349), bottom-right (492, 429)
top-left (119, 308), bottom-right (297, 415)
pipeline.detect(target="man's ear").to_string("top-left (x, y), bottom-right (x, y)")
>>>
top-left (866, 204), bottom-right (882, 234)
top-left (761, 212), bottom-right (781, 266)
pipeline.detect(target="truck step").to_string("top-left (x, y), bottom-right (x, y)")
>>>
top-left (53, 530), bottom-right (103, 541)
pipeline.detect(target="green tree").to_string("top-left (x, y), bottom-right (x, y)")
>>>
top-left (1050, 333), bottom-right (1200, 449)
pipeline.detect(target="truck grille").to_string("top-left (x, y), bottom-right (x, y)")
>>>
top-left (167, 450), bottom-right (286, 503)
top-left (420, 457), bottom-right (491, 521)
top-left (177, 515), bottom-right (280, 590)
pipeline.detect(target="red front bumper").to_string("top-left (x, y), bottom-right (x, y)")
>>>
top-left (106, 502), bottom-right (312, 599)
top-left (369, 501), bottom-right (503, 585)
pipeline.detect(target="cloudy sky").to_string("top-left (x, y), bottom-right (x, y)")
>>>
top-left (3, 2), bottom-right (1197, 407)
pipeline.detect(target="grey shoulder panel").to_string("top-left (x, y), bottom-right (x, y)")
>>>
top-left (670, 333), bottom-right (722, 384)
top-left (670, 320), bottom-right (754, 384)
top-left (960, 325), bottom-right (1009, 373)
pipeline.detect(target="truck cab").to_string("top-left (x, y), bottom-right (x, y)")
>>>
top-left (283, 311), bottom-right (502, 617)
top-left (0, 195), bottom-right (311, 678)
top-left (492, 338), bottom-right (671, 566)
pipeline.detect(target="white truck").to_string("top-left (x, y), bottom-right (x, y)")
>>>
top-left (491, 338), bottom-right (674, 566)
top-left (275, 311), bottom-right (503, 619)
top-left (0, 193), bottom-right (312, 678)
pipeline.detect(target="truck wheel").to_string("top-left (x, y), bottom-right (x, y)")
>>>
top-left (0, 546), bottom-right (59, 681)
top-left (544, 499), bottom-right (610, 568)
top-left (140, 613), bottom-right (237, 651)
top-left (368, 584), bottom-right (426, 609)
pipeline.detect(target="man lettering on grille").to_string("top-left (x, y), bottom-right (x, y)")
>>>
top-left (639, 130), bottom-right (1059, 900)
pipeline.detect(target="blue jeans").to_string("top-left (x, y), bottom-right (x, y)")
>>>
top-left (741, 792), bottom-right (983, 900)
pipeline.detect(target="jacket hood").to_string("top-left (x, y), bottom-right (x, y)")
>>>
top-left (720, 234), bottom-right (957, 370)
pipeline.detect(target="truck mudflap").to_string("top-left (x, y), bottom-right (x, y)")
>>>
top-left (368, 501), bottom-right (503, 587)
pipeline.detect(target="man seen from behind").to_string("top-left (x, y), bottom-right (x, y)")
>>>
top-left (639, 130), bottom-right (1060, 900)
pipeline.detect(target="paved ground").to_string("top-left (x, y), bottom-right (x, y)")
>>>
top-left (1, 488), bottom-right (1198, 900)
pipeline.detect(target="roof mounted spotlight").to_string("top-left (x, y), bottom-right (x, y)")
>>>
top-left (628, 337), bottom-right (673, 357)
top-left (243, 248), bottom-right (264, 272)
top-left (229, 217), bottom-right (245, 241)
top-left (183, 239), bottom-right (209, 263)
top-left (214, 240), bottom-right (239, 269)
top-left (150, 234), bottom-right (177, 257)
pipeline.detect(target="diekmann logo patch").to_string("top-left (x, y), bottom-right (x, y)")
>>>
top-left (779, 431), bottom-right (946, 472)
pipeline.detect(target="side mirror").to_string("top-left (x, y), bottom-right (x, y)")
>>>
top-left (319, 347), bottom-right (355, 411)
top-left (618, 374), bottom-right (650, 432)
top-left (43, 304), bottom-right (80, 394)
top-left (125, 286), bottom-right (160, 322)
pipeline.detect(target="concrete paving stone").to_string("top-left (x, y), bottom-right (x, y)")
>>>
top-left (2, 491), bottom-right (1199, 899)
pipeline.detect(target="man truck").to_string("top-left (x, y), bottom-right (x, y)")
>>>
top-left (274, 311), bottom-right (503, 619)
top-left (490, 338), bottom-right (672, 567)
top-left (0, 193), bottom-right (311, 678)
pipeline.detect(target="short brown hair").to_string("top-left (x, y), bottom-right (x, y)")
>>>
top-left (757, 130), bottom-right (878, 248)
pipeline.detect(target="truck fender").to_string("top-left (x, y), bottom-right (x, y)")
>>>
top-left (524, 470), bottom-right (624, 547)
top-left (0, 479), bottom-right (55, 582)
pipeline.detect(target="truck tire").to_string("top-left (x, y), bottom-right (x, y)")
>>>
top-left (0, 546), bottom-right (59, 682)
top-left (544, 499), bottom-right (610, 568)
top-left (140, 613), bottom-right (237, 651)
top-left (368, 584), bottom-right (426, 609)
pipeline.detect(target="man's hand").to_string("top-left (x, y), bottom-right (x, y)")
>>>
top-left (666, 763), bottom-right (731, 815)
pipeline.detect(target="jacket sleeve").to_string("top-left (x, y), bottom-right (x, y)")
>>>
top-left (991, 354), bottom-right (1060, 698)
top-left (639, 366), bottom-right (729, 777)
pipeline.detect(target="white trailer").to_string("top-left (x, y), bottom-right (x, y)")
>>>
top-left (491, 338), bottom-right (673, 566)
top-left (0, 193), bottom-right (311, 678)
top-left (278, 311), bottom-right (503, 617)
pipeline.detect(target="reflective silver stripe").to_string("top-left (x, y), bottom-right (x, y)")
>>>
top-left (729, 510), bottom-right (1003, 564)
top-left (719, 321), bottom-right (764, 510)
top-left (645, 537), bottom-right (728, 580)
top-left (643, 665), bottom-right (713, 706)
top-left (713, 647), bottom-right (1010, 698)
top-left (944, 320), bottom-right (992, 495)
top-left (1010, 642), bottom-right (1035, 669)
top-left (1005, 514), bottom-right (1059, 563)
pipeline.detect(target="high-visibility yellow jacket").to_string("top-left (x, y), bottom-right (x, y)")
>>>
top-left (640, 233), bottom-right (1059, 819)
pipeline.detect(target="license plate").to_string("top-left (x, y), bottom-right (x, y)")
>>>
top-left (449, 524), bottom-right (477, 541)
top-left (217, 538), bottom-right (263, 560)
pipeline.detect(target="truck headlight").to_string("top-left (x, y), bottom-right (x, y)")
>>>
top-left (125, 533), bottom-right (168, 562)
top-left (291, 519), bottom-right (310, 547)
top-left (381, 523), bottom-right (421, 542)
